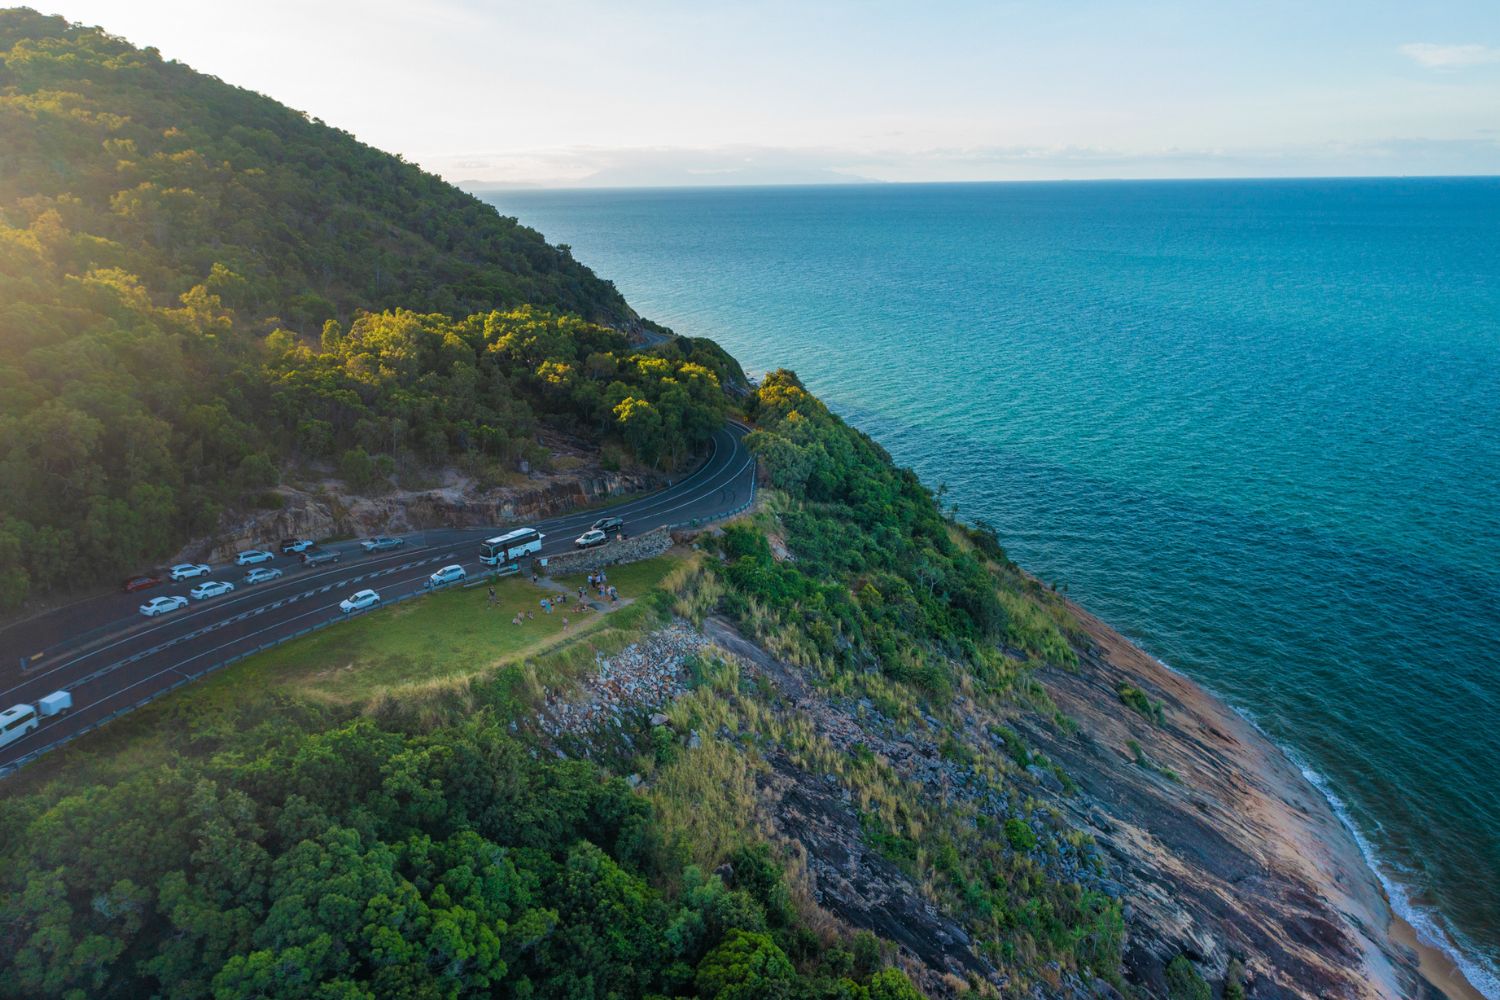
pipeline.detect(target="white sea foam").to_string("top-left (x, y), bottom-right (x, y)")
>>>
top-left (1130, 640), bottom-right (1500, 1000)
top-left (1293, 758), bottom-right (1500, 1000)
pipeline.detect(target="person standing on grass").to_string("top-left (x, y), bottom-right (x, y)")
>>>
top-left (487, 586), bottom-right (496, 609)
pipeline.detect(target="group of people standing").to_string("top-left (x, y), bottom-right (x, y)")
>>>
top-left (485, 567), bottom-right (619, 628)
top-left (586, 570), bottom-right (618, 603)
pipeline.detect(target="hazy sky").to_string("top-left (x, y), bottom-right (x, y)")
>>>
top-left (43, 0), bottom-right (1500, 186)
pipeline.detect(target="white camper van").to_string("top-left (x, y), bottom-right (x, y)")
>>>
top-left (0, 703), bottom-right (39, 749)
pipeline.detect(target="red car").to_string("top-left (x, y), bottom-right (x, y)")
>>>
top-left (122, 574), bottom-right (163, 593)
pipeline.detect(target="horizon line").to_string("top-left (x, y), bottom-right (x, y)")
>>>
top-left (458, 172), bottom-right (1500, 194)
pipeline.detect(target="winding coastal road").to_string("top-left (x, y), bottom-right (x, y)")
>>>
top-left (0, 423), bottom-right (755, 776)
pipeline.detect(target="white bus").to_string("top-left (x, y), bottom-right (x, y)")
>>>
top-left (0, 703), bottom-right (38, 749)
top-left (479, 527), bottom-right (544, 566)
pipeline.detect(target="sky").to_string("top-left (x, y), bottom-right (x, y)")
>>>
top-left (38, 0), bottom-right (1500, 187)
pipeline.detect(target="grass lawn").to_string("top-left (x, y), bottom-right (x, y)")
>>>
top-left (213, 553), bottom-right (685, 705)
top-left (554, 557), bottom-right (680, 599)
top-left (7, 553), bottom-right (687, 795)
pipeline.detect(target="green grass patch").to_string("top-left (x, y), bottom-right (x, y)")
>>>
top-left (209, 554), bottom-right (682, 705)
top-left (1118, 682), bottom-right (1165, 725)
top-left (10, 555), bottom-right (685, 794)
top-left (553, 554), bottom-right (683, 600)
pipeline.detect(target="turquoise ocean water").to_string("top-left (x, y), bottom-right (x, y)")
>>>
top-left (484, 179), bottom-right (1500, 993)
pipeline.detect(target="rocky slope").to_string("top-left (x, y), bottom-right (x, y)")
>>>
top-left (1020, 601), bottom-right (1447, 999)
top-left (530, 596), bottom-right (1462, 999)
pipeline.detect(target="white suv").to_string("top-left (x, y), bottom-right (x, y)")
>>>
top-left (169, 563), bottom-right (211, 581)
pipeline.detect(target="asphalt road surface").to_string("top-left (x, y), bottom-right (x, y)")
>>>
top-left (0, 423), bottom-right (755, 775)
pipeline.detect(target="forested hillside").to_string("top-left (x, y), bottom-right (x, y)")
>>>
top-left (0, 9), bottom-right (740, 610)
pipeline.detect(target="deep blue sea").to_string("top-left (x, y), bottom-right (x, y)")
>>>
top-left (483, 179), bottom-right (1500, 993)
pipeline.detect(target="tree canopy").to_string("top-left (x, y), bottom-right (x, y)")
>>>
top-left (0, 9), bottom-right (744, 610)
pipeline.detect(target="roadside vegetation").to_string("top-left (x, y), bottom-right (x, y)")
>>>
top-left (202, 554), bottom-right (682, 705)
top-left (0, 11), bottom-right (1182, 998)
top-left (0, 9), bottom-right (744, 610)
top-left (0, 551), bottom-right (929, 999)
top-left (657, 371), bottom-right (1127, 990)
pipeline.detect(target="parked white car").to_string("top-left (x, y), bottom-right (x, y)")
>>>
top-left (340, 589), bottom-right (381, 613)
top-left (169, 563), bottom-right (211, 581)
top-left (244, 567), bottom-right (284, 584)
top-left (574, 529), bottom-right (608, 549)
top-left (190, 580), bottom-right (235, 600)
top-left (236, 549), bottom-right (274, 565)
top-left (426, 564), bottom-right (467, 588)
top-left (140, 595), bottom-right (189, 617)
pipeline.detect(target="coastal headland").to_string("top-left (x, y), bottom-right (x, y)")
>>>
top-left (1026, 597), bottom-right (1487, 1000)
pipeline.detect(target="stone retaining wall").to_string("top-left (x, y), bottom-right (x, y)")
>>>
top-left (537, 526), bottom-right (673, 577)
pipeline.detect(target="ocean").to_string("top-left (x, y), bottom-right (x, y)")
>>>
top-left (482, 178), bottom-right (1500, 994)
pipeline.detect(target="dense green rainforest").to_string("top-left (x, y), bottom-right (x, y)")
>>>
top-left (0, 10), bottom-right (1141, 999)
top-left (0, 7), bottom-right (740, 609)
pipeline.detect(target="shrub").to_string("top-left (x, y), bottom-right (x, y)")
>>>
top-left (1165, 955), bottom-right (1212, 1000)
top-left (694, 929), bottom-right (795, 1000)
top-left (1118, 682), bottom-right (1164, 724)
top-left (1004, 818), bottom-right (1037, 852)
top-left (869, 967), bottom-right (926, 1000)
top-left (1224, 957), bottom-right (1247, 1000)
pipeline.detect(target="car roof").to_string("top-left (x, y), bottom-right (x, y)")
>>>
top-left (354, 589), bottom-right (377, 597)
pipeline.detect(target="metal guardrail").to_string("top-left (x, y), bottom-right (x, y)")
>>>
top-left (0, 586), bottom-right (430, 778)
top-left (0, 443), bottom-right (760, 779)
top-left (667, 456), bottom-right (758, 531)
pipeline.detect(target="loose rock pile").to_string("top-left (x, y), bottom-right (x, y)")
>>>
top-left (538, 621), bottom-right (705, 739)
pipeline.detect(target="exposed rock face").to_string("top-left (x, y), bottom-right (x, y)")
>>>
top-left (517, 611), bottom-right (1452, 999)
top-left (187, 468), bottom-right (664, 563)
top-left (701, 619), bottom-right (1011, 998)
top-left (1019, 601), bottom-right (1445, 1000)
top-left (701, 611), bottom-right (1450, 1000)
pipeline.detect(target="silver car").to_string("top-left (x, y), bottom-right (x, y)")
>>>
top-left (574, 529), bottom-right (608, 549)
